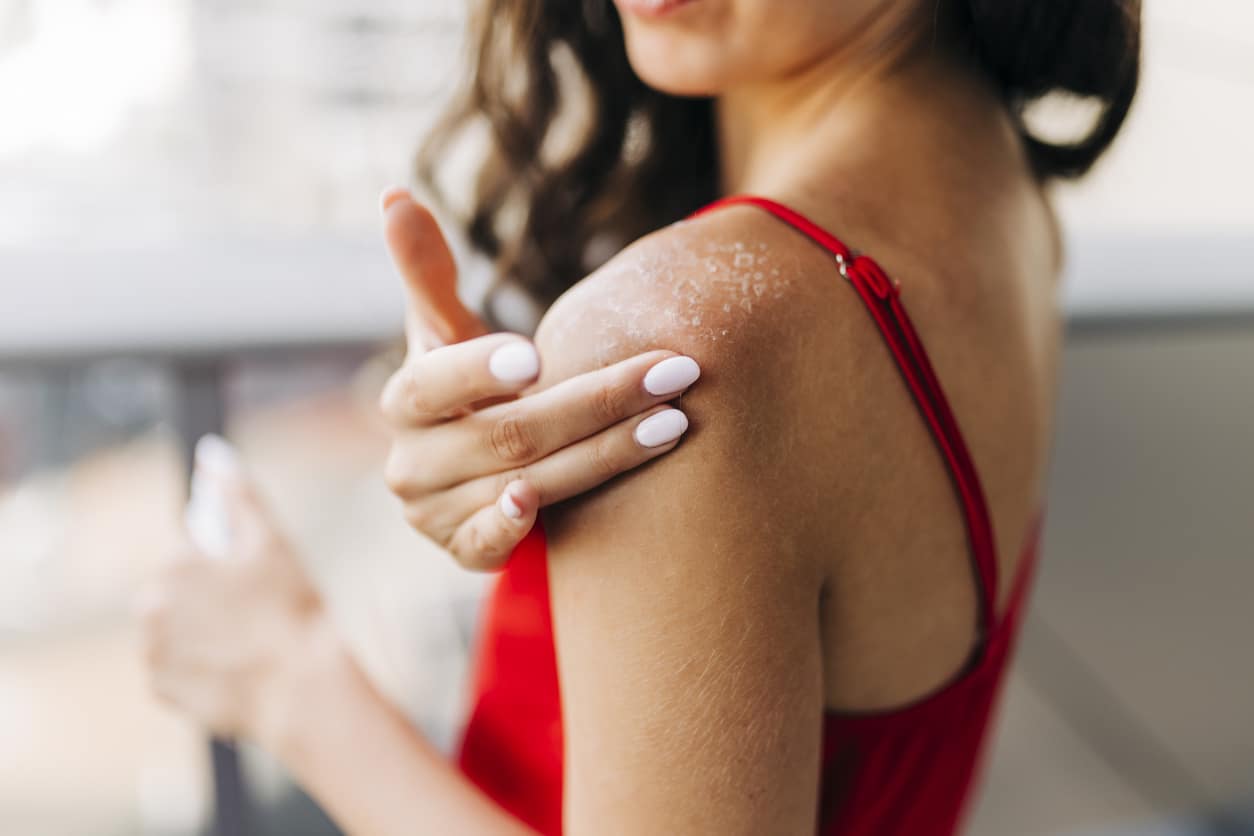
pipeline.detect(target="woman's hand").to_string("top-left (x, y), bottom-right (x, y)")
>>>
top-left (378, 189), bottom-right (700, 570)
top-left (138, 437), bottom-right (328, 745)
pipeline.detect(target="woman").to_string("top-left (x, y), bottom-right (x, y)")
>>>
top-left (140, 1), bottom-right (1140, 833)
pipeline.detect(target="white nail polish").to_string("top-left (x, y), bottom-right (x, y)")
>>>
top-left (380, 185), bottom-right (409, 214)
top-left (195, 434), bottom-right (240, 476)
top-left (642, 355), bottom-right (702, 398)
top-left (186, 467), bottom-right (232, 559)
top-left (643, 356), bottom-right (701, 396)
top-left (498, 489), bottom-right (523, 519)
top-left (634, 409), bottom-right (689, 448)
top-left (489, 342), bottom-right (540, 383)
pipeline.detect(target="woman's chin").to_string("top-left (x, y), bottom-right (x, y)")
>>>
top-left (624, 40), bottom-right (726, 97)
top-left (634, 69), bottom-right (719, 98)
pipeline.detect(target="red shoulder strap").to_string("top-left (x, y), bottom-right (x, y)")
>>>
top-left (692, 195), bottom-right (1000, 634)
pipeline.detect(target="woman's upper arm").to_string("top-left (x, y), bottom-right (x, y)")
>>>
top-left (539, 232), bottom-right (830, 834)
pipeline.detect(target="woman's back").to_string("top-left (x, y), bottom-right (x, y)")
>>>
top-left (767, 70), bottom-right (1063, 712)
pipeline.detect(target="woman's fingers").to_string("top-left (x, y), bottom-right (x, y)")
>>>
top-left (380, 333), bottom-right (541, 426)
top-left (384, 348), bottom-right (702, 570)
top-left (421, 404), bottom-right (690, 566)
top-left (381, 187), bottom-right (487, 348)
top-left (395, 351), bottom-right (700, 491)
top-left (506, 404), bottom-right (690, 505)
top-left (444, 481), bottom-right (540, 571)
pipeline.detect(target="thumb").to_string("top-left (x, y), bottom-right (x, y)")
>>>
top-left (381, 187), bottom-right (487, 348)
top-left (188, 435), bottom-right (277, 556)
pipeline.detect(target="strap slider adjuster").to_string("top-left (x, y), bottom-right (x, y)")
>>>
top-left (844, 254), bottom-right (899, 300)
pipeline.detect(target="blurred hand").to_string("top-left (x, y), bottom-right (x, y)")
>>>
top-left (378, 188), bottom-right (699, 570)
top-left (138, 437), bottom-right (326, 743)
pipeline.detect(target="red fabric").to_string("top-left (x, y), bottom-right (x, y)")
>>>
top-left (458, 524), bottom-right (563, 836)
top-left (458, 195), bottom-right (1043, 835)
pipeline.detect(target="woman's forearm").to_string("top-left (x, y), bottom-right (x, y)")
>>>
top-left (261, 617), bottom-right (534, 836)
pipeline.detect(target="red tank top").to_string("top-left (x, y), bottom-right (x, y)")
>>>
top-left (458, 195), bottom-right (1043, 835)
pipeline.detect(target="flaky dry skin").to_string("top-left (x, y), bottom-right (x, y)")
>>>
top-left (538, 212), bottom-right (806, 370)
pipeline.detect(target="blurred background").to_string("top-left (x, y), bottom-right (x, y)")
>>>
top-left (0, 1), bottom-right (1250, 834)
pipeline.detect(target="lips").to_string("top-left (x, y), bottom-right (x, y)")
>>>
top-left (614, 0), bottom-right (698, 19)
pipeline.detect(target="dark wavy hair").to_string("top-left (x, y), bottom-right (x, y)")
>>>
top-left (417, 0), bottom-right (1141, 309)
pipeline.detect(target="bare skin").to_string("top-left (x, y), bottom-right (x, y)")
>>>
top-left (140, 1), bottom-right (1063, 833)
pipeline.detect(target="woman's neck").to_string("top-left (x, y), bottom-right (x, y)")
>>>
top-left (716, 19), bottom-right (991, 198)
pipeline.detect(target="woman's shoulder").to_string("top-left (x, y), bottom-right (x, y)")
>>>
top-left (531, 192), bottom-right (1060, 561)
top-left (533, 204), bottom-right (861, 390)
top-left (532, 204), bottom-right (889, 557)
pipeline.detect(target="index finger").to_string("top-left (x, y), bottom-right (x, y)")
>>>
top-left (379, 332), bottom-right (541, 425)
top-left (381, 188), bottom-right (487, 349)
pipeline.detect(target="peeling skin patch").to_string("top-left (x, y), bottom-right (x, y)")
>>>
top-left (542, 225), bottom-right (799, 364)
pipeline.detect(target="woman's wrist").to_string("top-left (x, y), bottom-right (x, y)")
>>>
top-left (252, 609), bottom-right (354, 758)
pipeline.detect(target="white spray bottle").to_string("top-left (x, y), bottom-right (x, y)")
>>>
top-left (184, 434), bottom-right (237, 559)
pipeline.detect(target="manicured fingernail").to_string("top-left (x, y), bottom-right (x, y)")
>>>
top-left (498, 488), bottom-right (523, 519)
top-left (194, 434), bottom-right (240, 476)
top-left (489, 341), bottom-right (540, 383)
top-left (380, 185), bottom-right (410, 214)
top-left (634, 409), bottom-right (689, 448)
top-left (643, 355), bottom-right (701, 396)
